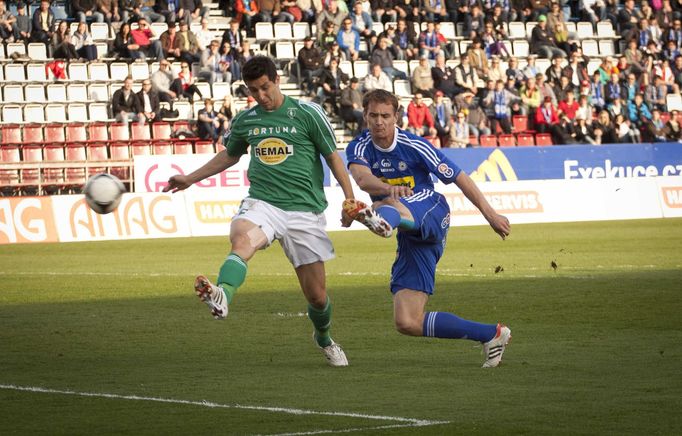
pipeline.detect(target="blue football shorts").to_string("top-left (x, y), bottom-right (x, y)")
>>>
top-left (390, 190), bottom-right (451, 295)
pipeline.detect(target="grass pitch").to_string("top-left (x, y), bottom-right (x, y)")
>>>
top-left (1, 218), bottom-right (681, 435)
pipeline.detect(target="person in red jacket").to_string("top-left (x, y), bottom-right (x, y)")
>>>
top-left (407, 92), bottom-right (438, 139)
top-left (235, 0), bottom-right (258, 36)
top-left (535, 96), bottom-right (565, 144)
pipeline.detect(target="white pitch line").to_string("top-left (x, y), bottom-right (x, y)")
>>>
top-left (0, 384), bottom-right (448, 435)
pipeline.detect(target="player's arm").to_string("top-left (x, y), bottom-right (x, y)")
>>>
top-left (163, 150), bottom-right (240, 193)
top-left (454, 171), bottom-right (511, 240)
top-left (325, 152), bottom-right (355, 200)
top-left (348, 163), bottom-right (413, 200)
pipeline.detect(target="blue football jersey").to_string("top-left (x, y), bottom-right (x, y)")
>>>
top-left (346, 127), bottom-right (462, 202)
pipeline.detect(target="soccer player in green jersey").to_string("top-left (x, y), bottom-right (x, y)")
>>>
top-left (164, 56), bottom-right (357, 366)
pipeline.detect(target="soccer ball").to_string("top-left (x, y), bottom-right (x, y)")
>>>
top-left (83, 173), bottom-right (126, 215)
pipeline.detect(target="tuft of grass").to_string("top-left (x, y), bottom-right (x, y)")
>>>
top-left (0, 218), bottom-right (681, 435)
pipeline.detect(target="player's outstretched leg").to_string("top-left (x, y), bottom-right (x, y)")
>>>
top-left (342, 199), bottom-right (393, 238)
top-left (482, 324), bottom-right (512, 368)
top-left (314, 334), bottom-right (349, 367)
top-left (194, 275), bottom-right (228, 320)
top-left (309, 297), bottom-right (348, 366)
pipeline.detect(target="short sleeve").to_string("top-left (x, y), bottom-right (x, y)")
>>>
top-left (301, 101), bottom-right (337, 156)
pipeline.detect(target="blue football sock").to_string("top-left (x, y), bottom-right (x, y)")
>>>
top-left (375, 205), bottom-right (401, 228)
top-left (423, 312), bottom-right (497, 342)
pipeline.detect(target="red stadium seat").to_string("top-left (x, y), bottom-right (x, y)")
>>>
top-left (130, 141), bottom-right (151, 156)
top-left (174, 141), bottom-right (193, 154)
top-left (468, 135), bottom-right (478, 146)
top-left (173, 120), bottom-right (190, 133)
top-left (1, 125), bottom-right (22, 145)
top-left (516, 133), bottom-right (535, 146)
top-left (535, 133), bottom-right (553, 146)
top-left (66, 123), bottom-right (88, 143)
top-left (131, 123), bottom-right (151, 140)
top-left (23, 124), bottom-right (44, 144)
top-left (21, 145), bottom-right (43, 185)
top-left (0, 145), bottom-right (21, 187)
top-left (152, 141), bottom-right (173, 155)
top-left (110, 123), bottom-right (130, 141)
top-left (65, 143), bottom-right (87, 184)
top-left (497, 134), bottom-right (516, 147)
top-left (45, 124), bottom-right (66, 144)
top-left (43, 144), bottom-right (65, 184)
top-left (152, 122), bottom-right (172, 140)
top-left (512, 115), bottom-right (529, 133)
top-left (87, 142), bottom-right (109, 175)
top-left (479, 134), bottom-right (498, 147)
top-left (88, 122), bottom-right (109, 142)
top-left (194, 141), bottom-right (215, 154)
top-left (109, 142), bottom-right (131, 180)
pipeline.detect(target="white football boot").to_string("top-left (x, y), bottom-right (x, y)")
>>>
top-left (482, 324), bottom-right (511, 368)
top-left (194, 275), bottom-right (228, 320)
top-left (315, 334), bottom-right (349, 367)
top-left (342, 199), bottom-right (393, 238)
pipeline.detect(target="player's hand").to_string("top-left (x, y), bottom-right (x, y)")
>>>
top-left (386, 185), bottom-right (413, 200)
top-left (340, 208), bottom-right (354, 228)
top-left (487, 213), bottom-right (511, 240)
top-left (163, 175), bottom-right (192, 193)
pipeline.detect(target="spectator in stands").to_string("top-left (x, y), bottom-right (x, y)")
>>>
top-left (480, 20), bottom-right (510, 59)
top-left (511, 0), bottom-right (534, 23)
top-left (323, 40), bottom-right (347, 65)
top-left (573, 113), bottom-right (594, 144)
top-left (235, 0), bottom-right (258, 34)
top-left (371, 0), bottom-right (397, 24)
top-left (197, 98), bottom-right (221, 142)
top-left (564, 51), bottom-right (589, 88)
top-left (628, 93), bottom-right (653, 129)
top-left (536, 73), bottom-right (557, 106)
top-left (222, 18), bottom-right (244, 53)
top-left (545, 54), bottom-right (564, 87)
top-left (73, 0), bottom-right (105, 23)
top-left (412, 54), bottom-right (434, 97)
top-left (155, 0), bottom-right (182, 24)
top-left (554, 74), bottom-right (574, 102)
top-left (217, 94), bottom-right (234, 134)
top-left (255, 0), bottom-right (292, 24)
top-left (454, 54), bottom-right (479, 95)
top-left (622, 72), bottom-right (639, 104)
top-left (395, 0), bottom-right (420, 24)
top-left (484, 79), bottom-right (520, 135)
top-left (337, 17), bottom-right (361, 61)
top-left (646, 74), bottom-right (668, 112)
top-left (12, 2), bottom-right (31, 43)
top-left (613, 113), bottom-right (638, 143)
top-left (298, 35), bottom-right (323, 95)
top-left (392, 18), bottom-right (417, 61)
top-left (423, 0), bottom-right (447, 22)
top-left (237, 39), bottom-right (255, 67)
top-left (171, 61), bottom-right (203, 102)
top-left (623, 38), bottom-right (645, 75)
top-left (663, 40), bottom-right (680, 63)
top-left (131, 17), bottom-right (165, 59)
top-left (530, 14), bottom-right (566, 59)
top-left (316, 0), bottom-right (345, 36)
top-left (588, 71), bottom-right (606, 112)
top-left (294, 0), bottom-right (318, 24)
top-left (607, 95), bottom-right (626, 121)
top-left (665, 110), bottom-right (682, 141)
top-left (371, 36), bottom-right (407, 80)
top-left (114, 22), bottom-right (136, 58)
top-left (591, 110), bottom-right (618, 144)
top-left (430, 53), bottom-right (456, 98)
top-left (463, 4), bottom-right (484, 40)
top-left (200, 39), bottom-right (231, 84)
top-left (176, 19), bottom-right (201, 62)
top-left (72, 21), bottom-right (98, 61)
top-left (219, 40), bottom-right (240, 81)
top-left (604, 73), bottom-right (624, 106)
top-left (159, 20), bottom-right (181, 58)
top-left (449, 111), bottom-right (471, 148)
top-left (113, 76), bottom-right (143, 124)
top-left (655, 59), bottom-right (678, 93)
top-left (575, 93), bottom-right (594, 121)
top-left (663, 18), bottom-right (682, 51)
top-left (137, 79), bottom-right (161, 122)
top-left (520, 77), bottom-right (541, 119)
top-left (339, 77), bottom-right (365, 135)
top-left (419, 20), bottom-right (444, 60)
top-left (523, 55), bottom-right (540, 80)
top-left (350, 1), bottom-right (373, 41)
top-left (506, 57), bottom-right (525, 88)
top-left (489, 3), bottom-right (510, 32)
top-left (120, 0), bottom-right (146, 24)
top-left (97, 0), bottom-right (121, 25)
top-left (429, 90), bottom-right (453, 146)
top-left (546, 0), bottom-right (565, 34)
top-left (558, 88), bottom-right (579, 120)
top-left (179, 0), bottom-right (209, 26)
top-left (462, 92), bottom-right (491, 139)
top-left (486, 56), bottom-right (504, 84)
top-left (407, 92), bottom-right (437, 139)
top-left (319, 20), bottom-right (338, 50)
top-left (618, 0), bottom-right (642, 42)
top-left (151, 59), bottom-right (178, 105)
top-left (317, 56), bottom-right (348, 113)
top-left (0, 0), bottom-right (15, 42)
top-left (597, 57), bottom-right (618, 84)
top-left (195, 18), bottom-right (214, 50)
top-left (363, 62), bottom-right (392, 91)
top-left (553, 21), bottom-right (573, 58)
top-left (467, 38), bottom-right (489, 81)
top-left (31, 0), bottom-right (54, 45)
top-left (51, 21), bottom-right (78, 60)
top-left (535, 96), bottom-right (563, 144)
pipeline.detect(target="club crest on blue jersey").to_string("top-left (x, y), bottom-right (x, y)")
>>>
top-left (438, 163), bottom-right (454, 178)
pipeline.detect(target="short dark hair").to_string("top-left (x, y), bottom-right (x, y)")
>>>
top-left (362, 89), bottom-right (399, 114)
top-left (242, 56), bottom-right (278, 83)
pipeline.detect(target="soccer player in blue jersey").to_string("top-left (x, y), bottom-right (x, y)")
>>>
top-left (343, 89), bottom-right (513, 368)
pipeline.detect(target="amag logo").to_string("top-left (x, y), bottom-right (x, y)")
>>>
top-left (469, 150), bottom-right (518, 182)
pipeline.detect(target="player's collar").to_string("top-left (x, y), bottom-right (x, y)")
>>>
top-left (372, 127), bottom-right (398, 153)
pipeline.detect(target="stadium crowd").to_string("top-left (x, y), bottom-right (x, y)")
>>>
top-left (1, 0), bottom-right (682, 147)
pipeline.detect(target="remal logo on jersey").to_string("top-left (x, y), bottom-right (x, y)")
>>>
top-left (254, 138), bottom-right (293, 165)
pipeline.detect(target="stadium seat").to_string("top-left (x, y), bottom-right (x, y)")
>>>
top-left (4, 84), bottom-right (24, 102)
top-left (5, 63), bottom-right (26, 81)
top-left (45, 124), bottom-right (66, 143)
top-left (516, 132), bottom-right (535, 146)
top-left (292, 22), bottom-right (310, 40)
top-left (152, 122), bottom-right (172, 140)
top-left (498, 134), bottom-right (516, 147)
top-left (194, 141), bottom-right (215, 154)
top-left (110, 62), bottom-right (130, 82)
top-left (68, 63), bottom-right (89, 80)
top-left (0, 145), bottom-right (21, 187)
top-left (479, 135), bottom-right (498, 147)
top-left (88, 62), bottom-right (110, 81)
top-left (64, 143), bottom-right (87, 184)
top-left (27, 43), bottom-right (48, 61)
top-left (535, 133), bottom-right (553, 146)
top-left (525, 21), bottom-right (538, 35)
top-left (130, 61), bottom-right (150, 80)
top-left (274, 22), bottom-right (293, 40)
top-left (666, 94), bottom-right (682, 111)
top-left (109, 142), bottom-right (131, 180)
top-left (23, 124), bottom-right (44, 144)
top-left (338, 60), bottom-right (353, 76)
top-left (512, 115), bottom-right (529, 133)
top-left (195, 82), bottom-right (211, 99)
top-left (392, 60), bottom-right (409, 77)
top-left (90, 22), bottom-right (110, 40)
top-left (88, 83), bottom-right (109, 102)
top-left (87, 142), bottom-right (110, 175)
top-left (67, 83), bottom-right (89, 102)
top-left (439, 22), bottom-right (456, 40)
top-left (43, 144), bottom-right (66, 184)
top-left (393, 80), bottom-right (412, 97)
top-left (6, 42), bottom-right (26, 57)
top-left (1, 106), bottom-right (23, 124)
top-left (353, 60), bottom-right (370, 78)
top-left (215, 141), bottom-right (226, 152)
top-left (1, 124), bottom-right (22, 144)
top-left (576, 22), bottom-right (594, 39)
top-left (255, 22), bottom-right (274, 44)
top-left (596, 21), bottom-right (616, 38)
top-left (598, 40), bottom-right (615, 56)
top-left (131, 123), bottom-right (151, 141)
top-left (371, 22), bottom-right (384, 36)
top-left (174, 101), bottom-right (192, 120)
top-left (512, 40), bottom-right (529, 58)
top-left (95, 42), bottom-right (108, 59)
top-left (212, 82), bottom-right (231, 101)
top-left (45, 104), bottom-right (68, 123)
top-left (67, 123), bottom-right (88, 142)
top-left (131, 141), bottom-right (151, 156)
top-left (21, 145), bottom-right (43, 186)
top-left (581, 40), bottom-right (599, 57)
top-left (27, 63), bottom-right (48, 81)
top-left (110, 123), bottom-right (130, 141)
top-left (174, 141), bottom-right (193, 154)
top-left (25, 84), bottom-right (46, 103)
top-left (68, 104), bottom-right (89, 122)
top-left (47, 84), bottom-right (68, 102)
top-left (508, 22), bottom-right (526, 39)
top-left (88, 103), bottom-right (110, 122)
top-left (24, 104), bottom-right (45, 123)
top-left (275, 41), bottom-right (296, 61)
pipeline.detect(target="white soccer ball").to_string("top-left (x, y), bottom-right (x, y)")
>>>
top-left (83, 173), bottom-right (126, 215)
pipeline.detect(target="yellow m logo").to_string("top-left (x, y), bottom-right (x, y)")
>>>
top-left (469, 149), bottom-right (518, 182)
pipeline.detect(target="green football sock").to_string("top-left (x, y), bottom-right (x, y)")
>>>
top-left (308, 297), bottom-right (333, 348)
top-left (217, 252), bottom-right (248, 304)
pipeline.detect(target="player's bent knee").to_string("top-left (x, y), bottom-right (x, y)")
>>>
top-left (307, 292), bottom-right (327, 309)
top-left (394, 317), bottom-right (422, 336)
